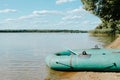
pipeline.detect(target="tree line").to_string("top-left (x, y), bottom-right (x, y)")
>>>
top-left (0, 29), bottom-right (88, 33)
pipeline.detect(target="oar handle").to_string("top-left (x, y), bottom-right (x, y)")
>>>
top-left (68, 49), bottom-right (78, 55)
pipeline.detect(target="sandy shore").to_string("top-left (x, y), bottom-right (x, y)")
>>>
top-left (45, 35), bottom-right (120, 80)
top-left (107, 35), bottom-right (120, 48)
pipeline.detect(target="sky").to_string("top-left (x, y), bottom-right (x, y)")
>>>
top-left (0, 0), bottom-right (101, 30)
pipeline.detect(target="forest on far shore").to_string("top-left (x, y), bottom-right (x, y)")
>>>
top-left (0, 29), bottom-right (88, 33)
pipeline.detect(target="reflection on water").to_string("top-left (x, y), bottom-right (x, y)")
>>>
top-left (90, 34), bottom-right (117, 47)
top-left (0, 58), bottom-right (46, 80)
top-left (0, 33), bottom-right (115, 80)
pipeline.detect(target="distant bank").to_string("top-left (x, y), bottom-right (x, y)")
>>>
top-left (0, 30), bottom-right (88, 33)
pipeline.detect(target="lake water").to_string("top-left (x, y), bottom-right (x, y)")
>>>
top-left (0, 33), bottom-right (115, 80)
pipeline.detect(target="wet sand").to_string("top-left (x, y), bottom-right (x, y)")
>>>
top-left (45, 35), bottom-right (120, 80)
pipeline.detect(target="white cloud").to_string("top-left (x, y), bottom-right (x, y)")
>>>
top-left (67, 7), bottom-right (86, 15)
top-left (0, 9), bottom-right (17, 13)
top-left (82, 21), bottom-right (90, 25)
top-left (4, 18), bottom-right (15, 21)
top-left (4, 8), bottom-right (84, 22)
top-left (62, 15), bottom-right (81, 20)
top-left (56, 21), bottom-right (78, 26)
top-left (56, 0), bottom-right (75, 5)
top-left (62, 7), bottom-right (86, 21)
top-left (18, 15), bottom-right (35, 19)
top-left (32, 10), bottom-right (63, 15)
top-left (3, 9), bottom-right (63, 22)
top-left (17, 10), bottom-right (63, 20)
top-left (0, 7), bottom-right (101, 30)
top-left (4, 14), bottom-right (36, 22)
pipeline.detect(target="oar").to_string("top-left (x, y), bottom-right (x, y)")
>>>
top-left (67, 49), bottom-right (78, 55)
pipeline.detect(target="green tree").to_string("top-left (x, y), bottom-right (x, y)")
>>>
top-left (81, 0), bottom-right (120, 34)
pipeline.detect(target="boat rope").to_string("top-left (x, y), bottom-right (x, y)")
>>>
top-left (104, 63), bottom-right (117, 70)
top-left (56, 62), bottom-right (73, 69)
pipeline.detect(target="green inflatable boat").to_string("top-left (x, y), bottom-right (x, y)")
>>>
top-left (46, 48), bottom-right (120, 71)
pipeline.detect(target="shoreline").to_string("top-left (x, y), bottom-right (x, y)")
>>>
top-left (45, 35), bottom-right (120, 80)
top-left (107, 35), bottom-right (120, 48)
top-left (0, 30), bottom-right (88, 33)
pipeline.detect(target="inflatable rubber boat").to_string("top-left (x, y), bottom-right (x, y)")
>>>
top-left (45, 48), bottom-right (120, 71)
